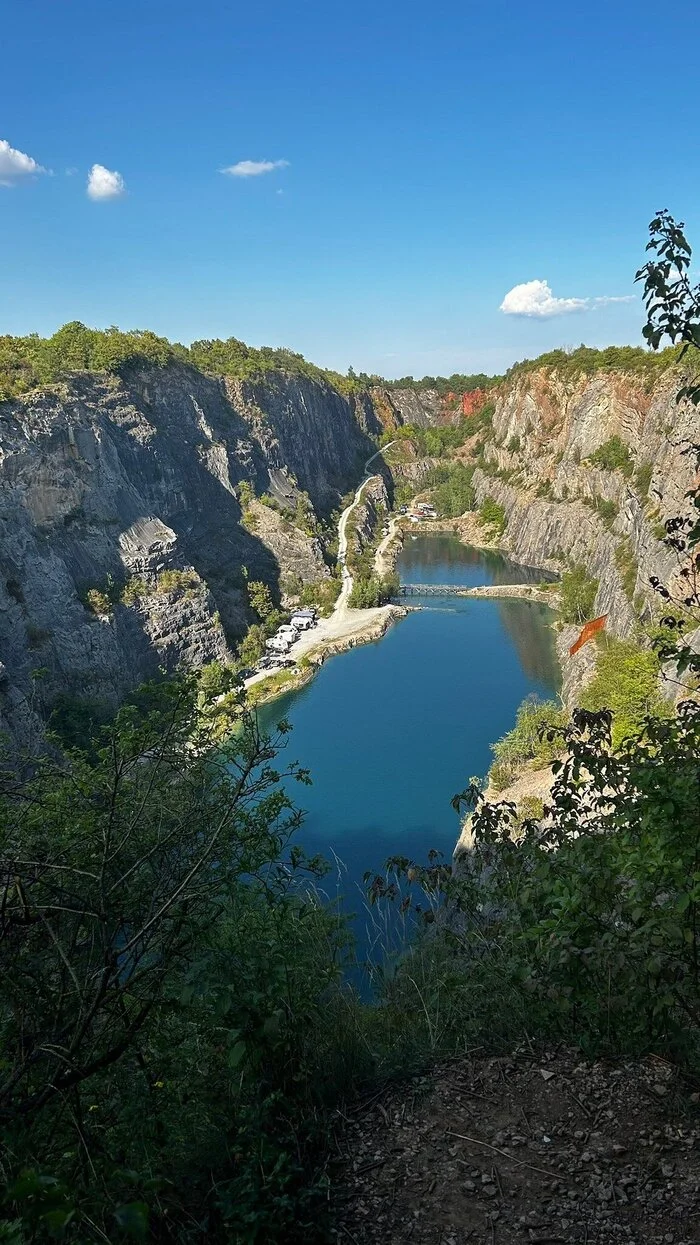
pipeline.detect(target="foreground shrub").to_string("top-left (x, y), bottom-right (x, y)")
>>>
top-left (376, 700), bottom-right (700, 1073)
top-left (0, 674), bottom-right (352, 1243)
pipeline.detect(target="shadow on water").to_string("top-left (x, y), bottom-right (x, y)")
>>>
top-left (256, 533), bottom-right (560, 980)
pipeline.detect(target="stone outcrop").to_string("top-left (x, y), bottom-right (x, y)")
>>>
top-left (347, 475), bottom-right (391, 562)
top-left (243, 500), bottom-right (330, 594)
top-left (374, 387), bottom-right (443, 428)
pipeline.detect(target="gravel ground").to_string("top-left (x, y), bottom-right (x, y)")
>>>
top-left (332, 1048), bottom-right (700, 1245)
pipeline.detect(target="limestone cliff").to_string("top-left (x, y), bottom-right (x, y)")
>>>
top-left (0, 362), bottom-right (378, 743)
top-left (471, 366), bottom-right (698, 664)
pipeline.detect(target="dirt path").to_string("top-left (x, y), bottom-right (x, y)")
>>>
top-left (335, 441), bottom-right (397, 617)
top-left (333, 1047), bottom-right (700, 1244)
top-left (374, 514), bottom-right (401, 577)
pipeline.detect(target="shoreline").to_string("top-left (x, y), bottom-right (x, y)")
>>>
top-left (243, 603), bottom-right (408, 706)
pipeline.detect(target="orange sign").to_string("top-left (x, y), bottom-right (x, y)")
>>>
top-left (569, 613), bottom-right (608, 656)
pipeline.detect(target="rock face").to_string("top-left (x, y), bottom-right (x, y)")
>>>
top-left (375, 387), bottom-right (443, 428)
top-left (348, 476), bottom-right (391, 561)
top-left (0, 362), bottom-right (378, 740)
top-left (473, 366), bottom-right (699, 654)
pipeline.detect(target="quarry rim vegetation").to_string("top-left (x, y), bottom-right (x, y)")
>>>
top-left (0, 321), bottom-right (685, 405)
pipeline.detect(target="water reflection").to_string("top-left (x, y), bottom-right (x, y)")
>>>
top-left (399, 532), bottom-right (557, 588)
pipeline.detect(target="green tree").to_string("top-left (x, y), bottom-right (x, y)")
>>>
top-left (558, 563), bottom-right (598, 623)
top-left (239, 622), bottom-right (267, 666)
top-left (477, 496), bottom-right (506, 535)
top-left (248, 578), bottom-right (276, 624)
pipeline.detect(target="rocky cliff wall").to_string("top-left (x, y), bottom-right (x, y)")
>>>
top-left (0, 362), bottom-right (378, 742)
top-left (472, 367), bottom-right (698, 661)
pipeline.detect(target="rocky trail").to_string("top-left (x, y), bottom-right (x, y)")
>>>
top-left (332, 1048), bottom-right (700, 1245)
top-left (335, 441), bottom-right (397, 615)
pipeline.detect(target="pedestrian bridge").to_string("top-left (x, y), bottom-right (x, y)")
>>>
top-left (396, 583), bottom-right (558, 603)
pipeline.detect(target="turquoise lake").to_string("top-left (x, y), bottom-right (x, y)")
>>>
top-left (258, 534), bottom-right (559, 936)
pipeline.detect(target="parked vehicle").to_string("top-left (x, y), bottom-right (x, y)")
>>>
top-left (265, 637), bottom-right (291, 653)
top-left (290, 612), bottom-right (315, 630)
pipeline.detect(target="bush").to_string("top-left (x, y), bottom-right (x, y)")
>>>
top-left (121, 576), bottom-right (149, 605)
top-left (82, 574), bottom-right (126, 616)
top-left (507, 434), bottom-right (521, 452)
top-left (0, 674), bottom-right (355, 1243)
top-left (83, 587), bottom-right (113, 616)
top-left (489, 697), bottom-right (568, 790)
top-left (477, 496), bottom-right (507, 535)
top-left (348, 572), bottom-right (398, 608)
top-left (157, 569), bottom-right (201, 595)
top-left (582, 494), bottom-right (618, 529)
top-left (580, 637), bottom-right (670, 746)
top-left (558, 563), bottom-right (599, 623)
top-left (588, 435), bottom-right (633, 476)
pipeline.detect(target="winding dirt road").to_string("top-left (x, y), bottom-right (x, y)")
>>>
top-left (333, 441), bottom-right (397, 617)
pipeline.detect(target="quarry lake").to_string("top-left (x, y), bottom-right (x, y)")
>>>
top-left (258, 534), bottom-right (560, 948)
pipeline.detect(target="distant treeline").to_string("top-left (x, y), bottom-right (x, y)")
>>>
top-left (0, 322), bottom-right (357, 401)
top-left (382, 372), bottom-right (500, 396)
top-left (505, 342), bottom-right (682, 381)
top-left (0, 322), bottom-right (686, 403)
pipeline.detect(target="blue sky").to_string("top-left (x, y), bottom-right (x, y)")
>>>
top-left (3, 0), bottom-right (699, 378)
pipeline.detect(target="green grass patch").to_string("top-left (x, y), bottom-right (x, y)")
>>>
top-left (580, 636), bottom-right (671, 747)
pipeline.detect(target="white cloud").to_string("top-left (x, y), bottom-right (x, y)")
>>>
top-left (221, 159), bottom-right (289, 178)
top-left (500, 280), bottom-right (588, 318)
top-left (500, 279), bottom-right (634, 318)
top-left (0, 138), bottom-right (46, 186)
top-left (87, 163), bottom-right (125, 200)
